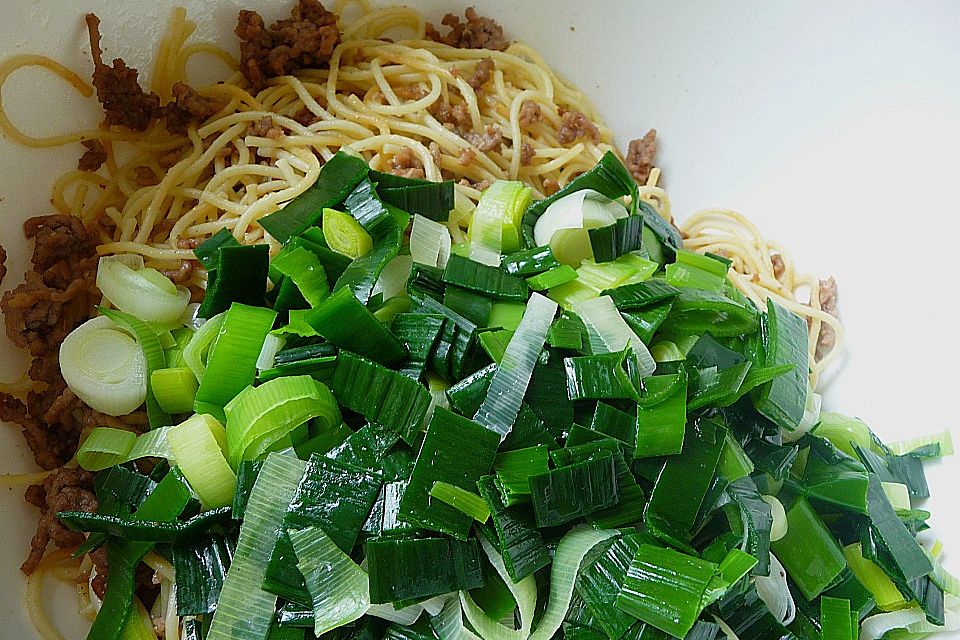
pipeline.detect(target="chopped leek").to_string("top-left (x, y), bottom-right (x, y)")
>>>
top-left (574, 295), bottom-right (655, 376)
top-left (165, 413), bottom-right (236, 509)
top-left (468, 180), bottom-right (533, 266)
top-left (97, 256), bottom-right (190, 326)
top-left (150, 367), bottom-right (198, 414)
top-left (429, 482), bottom-right (490, 522)
top-left (60, 316), bottom-right (147, 417)
top-left (411, 214), bottom-right (452, 268)
top-left (323, 207), bottom-right (373, 258)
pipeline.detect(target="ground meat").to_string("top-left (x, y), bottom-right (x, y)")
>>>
top-left (429, 101), bottom-right (471, 131)
top-left (21, 468), bottom-right (97, 575)
top-left (557, 109), bottom-right (599, 145)
top-left (77, 140), bottom-right (108, 172)
top-left (771, 254), bottom-right (786, 281)
top-left (160, 260), bottom-right (194, 285)
top-left (293, 106), bottom-right (321, 126)
top-left (466, 58), bottom-right (494, 89)
top-left (425, 8), bottom-right (508, 51)
top-left (464, 125), bottom-right (503, 153)
top-left (89, 546), bottom-right (109, 600)
top-left (134, 166), bottom-right (159, 187)
top-left (0, 246), bottom-right (5, 285)
top-left (236, 0), bottom-right (341, 92)
top-left (518, 99), bottom-right (542, 127)
top-left (459, 178), bottom-right (492, 193)
top-left (248, 116), bottom-right (283, 139)
top-left (85, 14), bottom-right (162, 131)
top-left (394, 84), bottom-right (427, 100)
top-left (164, 82), bottom-right (226, 134)
top-left (458, 148), bottom-right (476, 166)
top-left (389, 147), bottom-right (426, 179)
top-left (542, 178), bottom-right (559, 195)
top-left (520, 141), bottom-right (535, 166)
top-left (626, 128), bottom-right (658, 185)
top-left (815, 277), bottom-right (839, 361)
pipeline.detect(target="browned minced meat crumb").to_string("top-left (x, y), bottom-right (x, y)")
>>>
top-left (771, 254), bottom-right (786, 281)
top-left (236, 0), bottom-right (341, 92)
top-left (542, 178), bottom-right (559, 195)
top-left (558, 109), bottom-right (599, 145)
top-left (394, 84), bottom-right (427, 100)
top-left (425, 7), bottom-right (508, 51)
top-left (160, 260), bottom-right (195, 285)
top-left (466, 58), bottom-right (494, 89)
top-left (89, 547), bottom-right (109, 599)
top-left (134, 165), bottom-right (159, 188)
top-left (464, 125), bottom-right (503, 153)
top-left (518, 99), bottom-right (542, 127)
top-left (20, 468), bottom-right (97, 575)
top-left (458, 148), bottom-right (476, 166)
top-left (429, 101), bottom-right (471, 132)
top-left (85, 14), bottom-right (161, 131)
top-left (0, 245), bottom-right (5, 285)
top-left (77, 139), bottom-right (108, 172)
top-left (390, 147), bottom-right (426, 179)
top-left (520, 142), bottom-right (535, 166)
top-left (815, 277), bottom-right (839, 360)
top-left (293, 106), bottom-right (321, 126)
top-left (248, 116), bottom-right (283, 139)
top-left (165, 82), bottom-right (227, 135)
top-left (626, 128), bottom-right (658, 185)
top-left (459, 178), bottom-right (492, 192)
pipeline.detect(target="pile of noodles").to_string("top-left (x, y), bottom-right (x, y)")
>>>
top-left (0, 2), bottom-right (842, 638)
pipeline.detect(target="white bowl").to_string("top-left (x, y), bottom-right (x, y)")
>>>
top-left (2, 1), bottom-right (959, 637)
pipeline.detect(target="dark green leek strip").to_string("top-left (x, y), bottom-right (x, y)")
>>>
top-left (856, 444), bottom-right (930, 499)
top-left (272, 246), bottom-right (330, 307)
top-left (499, 403), bottom-right (556, 452)
top-left (445, 363), bottom-right (495, 417)
top-left (195, 302), bottom-right (277, 410)
top-left (621, 302), bottom-right (673, 345)
top-left (822, 568), bottom-right (876, 621)
top-left (502, 245), bottom-right (560, 276)
top-left (391, 313), bottom-right (446, 379)
top-left (720, 477), bottom-right (772, 576)
top-left (589, 402), bottom-right (638, 450)
top-left (526, 265), bottom-right (579, 291)
top-left (231, 460), bottom-right (263, 521)
top-left (443, 254), bottom-right (530, 301)
top-left (330, 352), bottom-right (430, 445)
top-left (604, 279), bottom-right (680, 310)
top-left (770, 497), bottom-right (846, 600)
top-left (263, 531), bottom-right (310, 606)
top-left (565, 350), bottom-right (639, 401)
top-left (638, 200), bottom-right (684, 262)
top-left (286, 235), bottom-right (352, 283)
top-left (644, 417), bottom-right (725, 548)
top-left (172, 533), bottom-right (235, 615)
top-left (529, 451), bottom-right (619, 527)
top-left (635, 372), bottom-right (687, 458)
top-left (271, 276), bottom-right (310, 318)
top-left (525, 349), bottom-right (575, 434)
top-left (257, 356), bottom-right (337, 385)
top-left (615, 544), bottom-right (718, 639)
top-left (259, 152), bottom-right (370, 242)
top-left (863, 473), bottom-right (932, 583)
top-left (307, 287), bottom-right (406, 365)
top-left (575, 532), bottom-right (650, 640)
top-left (417, 296), bottom-right (478, 381)
top-left (754, 299), bottom-right (809, 431)
top-left (687, 362), bottom-right (753, 411)
top-left (716, 363), bottom-right (794, 407)
top-left (443, 285), bottom-right (493, 326)
top-left (59, 506), bottom-right (231, 543)
top-left (476, 474), bottom-right (551, 582)
top-left (324, 422), bottom-right (400, 473)
top-left (493, 445), bottom-right (550, 505)
top-left (273, 342), bottom-right (337, 365)
top-left (82, 471), bottom-right (192, 640)
top-left (197, 244), bottom-right (270, 319)
top-left (334, 212), bottom-right (404, 304)
top-left (285, 453), bottom-right (382, 551)
top-left (820, 597), bottom-right (853, 640)
top-left (365, 536), bottom-right (484, 604)
top-left (547, 313), bottom-right (585, 351)
top-left (343, 178), bottom-right (395, 238)
top-left (398, 407), bottom-right (500, 539)
top-left (589, 216), bottom-right (645, 263)
top-left (407, 263), bottom-right (446, 303)
top-left (788, 436), bottom-right (869, 513)
top-left (522, 151), bottom-right (639, 246)
top-left (369, 169), bottom-right (455, 221)
top-left (663, 288), bottom-right (760, 338)
top-left (194, 228), bottom-right (240, 270)
top-left (551, 439), bottom-right (646, 528)
top-left (716, 583), bottom-right (795, 640)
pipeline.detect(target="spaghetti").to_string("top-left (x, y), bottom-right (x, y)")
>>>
top-left (0, 2), bottom-right (842, 638)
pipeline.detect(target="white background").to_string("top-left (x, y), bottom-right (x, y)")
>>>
top-left (1, 1), bottom-right (959, 637)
